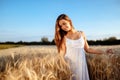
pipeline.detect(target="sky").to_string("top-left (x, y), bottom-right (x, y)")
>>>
top-left (0, 0), bottom-right (120, 42)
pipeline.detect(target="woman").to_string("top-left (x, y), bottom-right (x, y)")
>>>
top-left (54, 14), bottom-right (112, 80)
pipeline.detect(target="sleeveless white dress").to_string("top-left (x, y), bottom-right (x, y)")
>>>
top-left (65, 36), bottom-right (90, 80)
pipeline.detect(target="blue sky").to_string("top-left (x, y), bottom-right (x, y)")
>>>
top-left (0, 0), bottom-right (120, 42)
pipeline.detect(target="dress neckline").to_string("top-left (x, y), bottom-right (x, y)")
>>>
top-left (66, 36), bottom-right (82, 41)
top-left (65, 31), bottom-right (83, 41)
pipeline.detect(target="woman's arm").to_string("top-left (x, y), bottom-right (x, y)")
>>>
top-left (81, 31), bottom-right (111, 54)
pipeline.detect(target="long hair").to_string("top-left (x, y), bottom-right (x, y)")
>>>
top-left (54, 14), bottom-right (74, 53)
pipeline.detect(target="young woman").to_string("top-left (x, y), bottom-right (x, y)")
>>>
top-left (54, 14), bottom-right (113, 80)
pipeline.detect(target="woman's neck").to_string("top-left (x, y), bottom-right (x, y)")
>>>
top-left (67, 29), bottom-right (77, 35)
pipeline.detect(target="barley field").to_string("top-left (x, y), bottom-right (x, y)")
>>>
top-left (0, 45), bottom-right (120, 80)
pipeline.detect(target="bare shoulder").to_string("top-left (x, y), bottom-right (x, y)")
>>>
top-left (79, 31), bottom-right (86, 37)
top-left (79, 31), bottom-right (87, 41)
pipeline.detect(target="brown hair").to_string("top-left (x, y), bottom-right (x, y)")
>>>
top-left (54, 14), bottom-right (74, 53)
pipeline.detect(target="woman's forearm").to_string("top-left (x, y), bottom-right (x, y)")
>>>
top-left (86, 47), bottom-right (105, 54)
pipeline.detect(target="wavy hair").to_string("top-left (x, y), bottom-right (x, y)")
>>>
top-left (54, 14), bottom-right (74, 53)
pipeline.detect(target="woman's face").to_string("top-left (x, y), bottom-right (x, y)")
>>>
top-left (59, 19), bottom-right (72, 32)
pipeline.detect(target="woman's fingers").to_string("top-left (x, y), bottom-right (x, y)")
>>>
top-left (106, 49), bottom-right (113, 54)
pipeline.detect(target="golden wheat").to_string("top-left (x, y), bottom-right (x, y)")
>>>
top-left (0, 45), bottom-right (120, 80)
top-left (0, 53), bottom-right (72, 80)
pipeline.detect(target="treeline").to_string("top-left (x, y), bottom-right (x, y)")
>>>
top-left (88, 36), bottom-right (120, 45)
top-left (0, 36), bottom-right (120, 45)
top-left (0, 37), bottom-right (55, 45)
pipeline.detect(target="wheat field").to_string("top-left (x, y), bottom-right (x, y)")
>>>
top-left (0, 45), bottom-right (120, 80)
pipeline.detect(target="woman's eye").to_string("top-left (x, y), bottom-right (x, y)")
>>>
top-left (63, 23), bottom-right (66, 25)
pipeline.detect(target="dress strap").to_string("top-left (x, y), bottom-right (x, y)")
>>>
top-left (78, 30), bottom-right (82, 38)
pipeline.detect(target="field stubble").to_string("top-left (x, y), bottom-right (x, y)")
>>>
top-left (0, 45), bottom-right (120, 80)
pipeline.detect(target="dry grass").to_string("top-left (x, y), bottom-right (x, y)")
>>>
top-left (87, 53), bottom-right (120, 80)
top-left (0, 45), bottom-right (120, 80)
top-left (0, 53), bottom-right (72, 80)
top-left (0, 44), bottom-right (24, 50)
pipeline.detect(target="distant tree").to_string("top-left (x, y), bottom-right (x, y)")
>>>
top-left (41, 37), bottom-right (49, 43)
top-left (51, 39), bottom-right (55, 45)
top-left (103, 36), bottom-right (117, 41)
top-left (17, 40), bottom-right (23, 44)
top-left (108, 36), bottom-right (117, 41)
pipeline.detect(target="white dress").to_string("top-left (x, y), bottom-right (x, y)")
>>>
top-left (65, 35), bottom-right (90, 80)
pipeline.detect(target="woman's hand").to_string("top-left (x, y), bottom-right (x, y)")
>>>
top-left (105, 49), bottom-right (113, 54)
